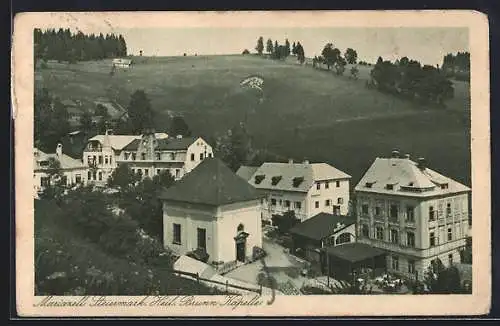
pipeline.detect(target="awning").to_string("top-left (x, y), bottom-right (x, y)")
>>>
top-left (322, 243), bottom-right (386, 263)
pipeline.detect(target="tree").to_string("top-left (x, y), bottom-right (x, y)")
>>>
top-left (242, 49), bottom-right (250, 55)
top-left (285, 39), bottom-right (291, 57)
top-left (321, 43), bottom-right (340, 70)
top-left (79, 111), bottom-right (93, 133)
top-left (422, 259), bottom-right (464, 294)
top-left (295, 42), bottom-right (305, 64)
top-left (271, 211), bottom-right (300, 234)
top-left (292, 41), bottom-right (297, 55)
top-left (266, 39), bottom-right (273, 54)
top-left (170, 116), bottom-right (191, 137)
top-left (255, 36), bottom-right (264, 55)
top-left (107, 163), bottom-right (139, 191)
top-left (274, 40), bottom-right (278, 54)
top-left (126, 90), bottom-right (154, 134)
top-left (215, 123), bottom-right (252, 171)
top-left (334, 56), bottom-right (347, 75)
top-left (350, 66), bottom-right (359, 79)
top-left (344, 48), bottom-right (358, 64)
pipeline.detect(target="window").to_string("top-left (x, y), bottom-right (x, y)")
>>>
top-left (407, 232), bottom-right (415, 247)
top-left (105, 156), bottom-right (109, 164)
top-left (408, 260), bottom-right (416, 274)
top-left (61, 176), bottom-right (68, 185)
top-left (98, 155), bottom-right (102, 164)
top-left (376, 226), bottom-right (384, 240)
top-left (156, 152), bottom-right (161, 160)
top-left (237, 224), bottom-right (244, 232)
top-left (109, 156), bottom-right (112, 164)
top-left (93, 155), bottom-right (97, 164)
top-left (124, 152), bottom-right (130, 160)
top-left (337, 197), bottom-right (343, 205)
top-left (447, 227), bottom-right (453, 241)
top-left (271, 198), bottom-right (276, 206)
top-left (448, 253), bottom-right (453, 266)
top-left (361, 224), bottom-right (369, 237)
top-left (390, 229), bottom-right (399, 244)
top-left (325, 199), bottom-right (331, 207)
top-left (406, 206), bottom-right (415, 222)
top-left (75, 174), bottom-right (82, 184)
top-left (88, 171), bottom-right (92, 180)
top-left (279, 200), bottom-right (282, 206)
top-left (285, 200), bottom-right (291, 208)
top-left (391, 256), bottom-right (399, 271)
top-left (390, 204), bottom-right (398, 220)
top-left (446, 203), bottom-right (452, 217)
top-left (141, 153), bottom-right (146, 160)
top-left (315, 201), bottom-right (319, 209)
top-left (375, 206), bottom-right (381, 216)
top-left (208, 153), bottom-right (213, 158)
top-left (325, 181), bottom-right (329, 189)
top-left (429, 206), bottom-right (435, 221)
top-left (93, 171), bottom-right (97, 180)
top-left (175, 169), bottom-right (180, 178)
top-left (171, 153), bottom-right (176, 160)
top-left (254, 175), bottom-right (265, 184)
top-left (336, 181), bottom-right (340, 187)
top-left (429, 232), bottom-right (436, 247)
top-left (131, 153), bottom-right (136, 161)
top-left (173, 224), bottom-right (181, 244)
top-left (335, 233), bottom-right (351, 245)
top-left (200, 153), bottom-right (204, 160)
top-left (271, 176), bottom-right (282, 186)
top-left (98, 172), bottom-right (102, 181)
top-left (197, 228), bottom-right (207, 250)
top-left (190, 154), bottom-right (195, 161)
top-left (316, 182), bottom-right (321, 190)
top-left (156, 169), bottom-right (161, 175)
top-left (361, 204), bottom-right (369, 215)
top-left (333, 206), bottom-right (341, 215)
top-left (386, 184), bottom-right (394, 190)
top-left (294, 202), bottom-right (302, 209)
top-left (40, 177), bottom-right (50, 187)
top-left (144, 169), bottom-right (149, 177)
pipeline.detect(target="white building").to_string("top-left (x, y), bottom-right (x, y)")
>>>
top-left (33, 144), bottom-right (88, 197)
top-left (82, 130), bottom-right (213, 185)
top-left (160, 158), bottom-right (263, 267)
top-left (237, 160), bottom-right (351, 222)
top-left (112, 58), bottom-right (132, 68)
top-left (354, 150), bottom-right (471, 280)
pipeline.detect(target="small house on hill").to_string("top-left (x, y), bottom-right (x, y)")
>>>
top-left (159, 158), bottom-right (263, 267)
top-left (112, 58), bottom-right (132, 68)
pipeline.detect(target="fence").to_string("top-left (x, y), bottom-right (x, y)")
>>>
top-left (172, 269), bottom-right (262, 295)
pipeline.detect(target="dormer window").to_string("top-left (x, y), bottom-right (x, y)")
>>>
top-left (441, 183), bottom-right (449, 190)
top-left (254, 175), bottom-right (265, 184)
top-left (271, 176), bottom-right (282, 186)
top-left (292, 177), bottom-right (304, 188)
top-left (386, 184), bottom-right (394, 190)
top-left (408, 182), bottom-right (414, 186)
top-left (365, 182), bottom-right (375, 188)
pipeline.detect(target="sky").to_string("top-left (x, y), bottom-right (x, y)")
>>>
top-left (75, 26), bottom-right (468, 67)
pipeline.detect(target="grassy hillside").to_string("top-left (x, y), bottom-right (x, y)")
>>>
top-left (35, 54), bottom-right (471, 186)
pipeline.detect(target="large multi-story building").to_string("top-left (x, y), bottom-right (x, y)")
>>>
top-left (354, 150), bottom-right (471, 280)
top-left (33, 144), bottom-right (88, 197)
top-left (83, 129), bottom-right (213, 185)
top-left (237, 160), bottom-right (351, 222)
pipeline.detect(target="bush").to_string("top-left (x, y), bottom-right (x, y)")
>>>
top-left (252, 246), bottom-right (267, 261)
top-left (242, 49), bottom-right (250, 55)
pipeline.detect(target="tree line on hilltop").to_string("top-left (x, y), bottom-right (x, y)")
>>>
top-left (368, 56), bottom-right (454, 105)
top-left (34, 28), bottom-right (128, 65)
top-left (255, 36), bottom-right (305, 64)
top-left (442, 51), bottom-right (470, 81)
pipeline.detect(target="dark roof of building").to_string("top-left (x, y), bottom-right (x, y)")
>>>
top-left (289, 213), bottom-right (356, 241)
top-left (122, 136), bottom-right (197, 151)
top-left (322, 243), bottom-right (386, 263)
top-left (159, 158), bottom-right (261, 206)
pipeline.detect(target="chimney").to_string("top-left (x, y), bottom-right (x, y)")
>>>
top-left (391, 149), bottom-right (400, 158)
top-left (56, 143), bottom-right (63, 157)
top-left (303, 159), bottom-right (309, 164)
top-left (34, 148), bottom-right (38, 157)
top-left (288, 158), bottom-right (294, 164)
top-left (417, 157), bottom-right (426, 170)
top-left (176, 135), bottom-right (183, 139)
top-left (404, 153), bottom-right (411, 159)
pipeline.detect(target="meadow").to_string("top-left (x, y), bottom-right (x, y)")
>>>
top-left (35, 54), bottom-right (471, 187)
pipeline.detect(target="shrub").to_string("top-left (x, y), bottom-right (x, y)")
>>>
top-left (252, 246), bottom-right (267, 261)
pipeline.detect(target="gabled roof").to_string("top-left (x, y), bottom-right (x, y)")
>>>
top-left (88, 135), bottom-right (140, 151)
top-left (244, 162), bottom-right (351, 193)
top-left (355, 157), bottom-right (471, 197)
top-left (289, 213), bottom-right (355, 241)
top-left (159, 158), bottom-right (260, 206)
top-left (236, 166), bottom-right (259, 181)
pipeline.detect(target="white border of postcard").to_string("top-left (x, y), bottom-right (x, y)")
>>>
top-left (13, 10), bottom-right (491, 316)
